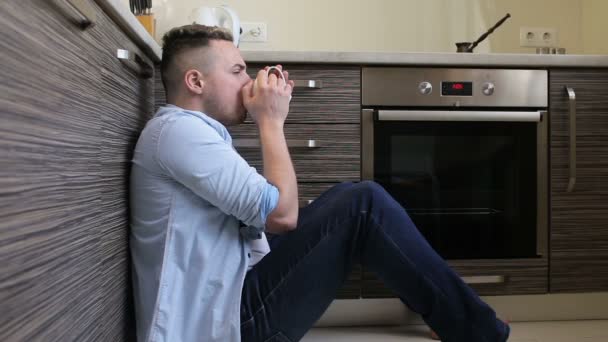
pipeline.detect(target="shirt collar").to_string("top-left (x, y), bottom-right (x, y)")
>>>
top-left (158, 104), bottom-right (232, 143)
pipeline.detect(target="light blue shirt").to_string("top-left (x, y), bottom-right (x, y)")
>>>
top-left (130, 105), bottom-right (279, 342)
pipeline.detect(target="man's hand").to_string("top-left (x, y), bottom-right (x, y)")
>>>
top-left (240, 65), bottom-right (298, 233)
top-left (242, 65), bottom-right (294, 128)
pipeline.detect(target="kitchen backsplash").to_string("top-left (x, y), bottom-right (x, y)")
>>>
top-left (126, 0), bottom-right (607, 55)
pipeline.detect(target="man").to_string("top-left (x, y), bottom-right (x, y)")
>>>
top-left (130, 25), bottom-right (510, 342)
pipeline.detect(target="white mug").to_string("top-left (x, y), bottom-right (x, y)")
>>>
top-left (267, 66), bottom-right (292, 101)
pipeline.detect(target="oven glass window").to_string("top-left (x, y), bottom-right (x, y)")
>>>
top-left (374, 120), bottom-right (538, 259)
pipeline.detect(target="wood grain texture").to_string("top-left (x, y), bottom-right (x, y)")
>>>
top-left (91, 4), bottom-right (154, 340)
top-left (1, 1), bottom-right (154, 340)
top-left (362, 258), bottom-right (548, 298)
top-left (154, 64), bottom-right (166, 111)
top-left (549, 69), bottom-right (608, 293)
top-left (246, 64), bottom-right (361, 123)
top-left (228, 124), bottom-right (360, 182)
top-left (1, 1), bottom-right (104, 340)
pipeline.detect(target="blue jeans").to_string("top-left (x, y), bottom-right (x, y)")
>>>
top-left (240, 181), bottom-right (510, 342)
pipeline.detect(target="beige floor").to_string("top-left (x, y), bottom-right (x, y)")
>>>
top-left (302, 320), bottom-right (608, 341)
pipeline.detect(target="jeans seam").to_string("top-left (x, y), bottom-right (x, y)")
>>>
top-left (244, 215), bottom-right (360, 325)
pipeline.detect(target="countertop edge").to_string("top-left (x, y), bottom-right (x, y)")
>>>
top-left (96, 0), bottom-right (162, 62)
top-left (241, 51), bottom-right (608, 68)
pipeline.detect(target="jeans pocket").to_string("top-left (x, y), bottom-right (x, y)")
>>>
top-left (263, 332), bottom-right (292, 342)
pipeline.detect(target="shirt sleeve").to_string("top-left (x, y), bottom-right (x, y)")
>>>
top-left (156, 115), bottom-right (279, 229)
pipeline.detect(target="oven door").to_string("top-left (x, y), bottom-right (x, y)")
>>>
top-left (362, 109), bottom-right (548, 260)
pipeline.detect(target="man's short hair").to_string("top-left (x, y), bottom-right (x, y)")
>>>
top-left (160, 25), bottom-right (233, 94)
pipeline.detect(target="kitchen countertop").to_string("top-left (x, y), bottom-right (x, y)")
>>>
top-left (100, 0), bottom-right (608, 68)
top-left (241, 51), bottom-right (608, 68)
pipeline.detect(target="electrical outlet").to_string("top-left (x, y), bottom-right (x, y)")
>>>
top-left (519, 27), bottom-right (558, 47)
top-left (240, 22), bottom-right (267, 42)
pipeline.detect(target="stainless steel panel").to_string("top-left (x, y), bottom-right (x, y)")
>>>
top-left (537, 111), bottom-right (548, 257)
top-left (361, 109), bottom-right (374, 180)
top-left (377, 110), bottom-right (542, 122)
top-left (362, 68), bottom-right (548, 107)
top-left (566, 87), bottom-right (577, 192)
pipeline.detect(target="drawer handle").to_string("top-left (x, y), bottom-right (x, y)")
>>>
top-left (58, 0), bottom-right (96, 29)
top-left (566, 87), bottom-right (577, 192)
top-left (233, 139), bottom-right (322, 149)
top-left (461, 275), bottom-right (506, 284)
top-left (293, 80), bottom-right (323, 89)
top-left (299, 199), bottom-right (314, 207)
top-left (116, 49), bottom-right (153, 78)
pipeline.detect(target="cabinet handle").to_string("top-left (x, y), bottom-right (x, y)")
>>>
top-left (116, 49), bottom-right (153, 78)
top-left (58, 0), bottom-right (96, 29)
top-left (233, 139), bottom-right (321, 149)
top-left (566, 87), bottom-right (577, 192)
top-left (299, 199), bottom-right (314, 207)
top-left (293, 80), bottom-right (323, 89)
top-left (461, 275), bottom-right (506, 284)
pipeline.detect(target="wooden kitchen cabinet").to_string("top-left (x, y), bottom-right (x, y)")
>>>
top-left (0, 0), bottom-right (154, 340)
top-left (549, 69), bottom-right (608, 293)
top-left (90, 5), bottom-right (155, 341)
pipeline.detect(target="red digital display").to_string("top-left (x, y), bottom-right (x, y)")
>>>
top-left (442, 81), bottom-right (473, 96)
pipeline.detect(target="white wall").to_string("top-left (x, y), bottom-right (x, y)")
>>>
top-left (581, 0), bottom-right (608, 55)
top-left (132, 0), bottom-right (605, 54)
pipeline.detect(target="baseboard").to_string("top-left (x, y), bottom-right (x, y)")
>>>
top-left (314, 292), bottom-right (608, 327)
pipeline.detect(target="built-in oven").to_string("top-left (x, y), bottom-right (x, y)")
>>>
top-left (362, 68), bottom-right (548, 260)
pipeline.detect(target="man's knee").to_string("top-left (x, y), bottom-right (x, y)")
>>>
top-left (350, 181), bottom-right (390, 203)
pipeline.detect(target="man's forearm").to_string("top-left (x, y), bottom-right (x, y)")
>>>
top-left (258, 121), bottom-right (298, 231)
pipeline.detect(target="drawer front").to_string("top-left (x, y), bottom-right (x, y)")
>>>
top-left (361, 258), bottom-right (548, 298)
top-left (299, 182), bottom-right (339, 206)
top-left (245, 64), bottom-right (361, 123)
top-left (229, 124), bottom-right (360, 182)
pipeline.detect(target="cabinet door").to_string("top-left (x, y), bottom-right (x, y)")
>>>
top-left (549, 69), bottom-right (608, 292)
top-left (0, 0), bottom-right (104, 340)
top-left (88, 4), bottom-right (155, 341)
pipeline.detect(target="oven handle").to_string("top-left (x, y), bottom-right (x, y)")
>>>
top-left (377, 110), bottom-right (542, 122)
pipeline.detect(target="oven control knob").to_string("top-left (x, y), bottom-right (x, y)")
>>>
top-left (418, 82), bottom-right (433, 95)
top-left (482, 82), bottom-right (495, 96)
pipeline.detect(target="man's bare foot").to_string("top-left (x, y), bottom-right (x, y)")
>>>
top-left (428, 318), bottom-right (510, 340)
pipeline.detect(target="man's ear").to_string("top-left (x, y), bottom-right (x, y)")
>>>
top-left (184, 69), bottom-right (204, 95)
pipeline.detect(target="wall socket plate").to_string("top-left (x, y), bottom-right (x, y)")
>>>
top-left (240, 22), bottom-right (267, 42)
top-left (519, 27), bottom-right (558, 47)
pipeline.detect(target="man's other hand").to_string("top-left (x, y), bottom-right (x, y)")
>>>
top-left (242, 65), bottom-right (294, 127)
